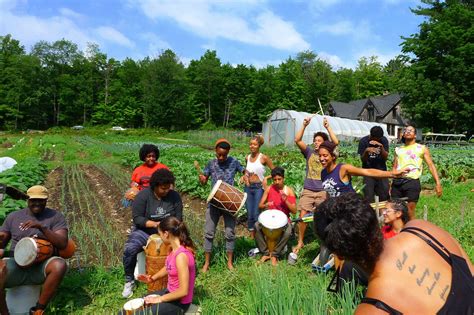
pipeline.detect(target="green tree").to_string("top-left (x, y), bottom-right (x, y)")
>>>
top-left (400, 0), bottom-right (473, 134)
top-left (354, 56), bottom-right (386, 99)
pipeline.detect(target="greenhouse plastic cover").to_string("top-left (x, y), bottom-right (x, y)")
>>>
top-left (262, 109), bottom-right (388, 146)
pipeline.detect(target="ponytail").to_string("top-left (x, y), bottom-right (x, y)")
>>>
top-left (159, 216), bottom-right (195, 253)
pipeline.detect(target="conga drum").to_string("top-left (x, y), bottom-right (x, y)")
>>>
top-left (14, 237), bottom-right (53, 267)
top-left (207, 180), bottom-right (247, 216)
top-left (122, 298), bottom-right (144, 315)
top-left (258, 210), bottom-right (288, 254)
top-left (145, 234), bottom-right (170, 292)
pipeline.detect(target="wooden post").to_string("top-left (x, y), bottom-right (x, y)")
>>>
top-left (423, 205), bottom-right (428, 221)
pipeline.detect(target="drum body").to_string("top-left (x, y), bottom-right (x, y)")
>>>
top-left (207, 180), bottom-right (247, 215)
top-left (58, 239), bottom-right (76, 259)
top-left (258, 210), bottom-right (288, 254)
top-left (145, 234), bottom-right (170, 292)
top-left (14, 238), bottom-right (53, 268)
top-left (123, 298), bottom-right (144, 315)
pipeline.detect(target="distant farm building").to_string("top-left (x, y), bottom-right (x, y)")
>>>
top-left (327, 93), bottom-right (408, 140)
top-left (262, 110), bottom-right (388, 147)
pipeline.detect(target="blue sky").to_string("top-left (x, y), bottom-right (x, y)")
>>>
top-left (0, 0), bottom-right (424, 69)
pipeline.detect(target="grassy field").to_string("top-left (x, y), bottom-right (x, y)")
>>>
top-left (0, 128), bottom-right (472, 314)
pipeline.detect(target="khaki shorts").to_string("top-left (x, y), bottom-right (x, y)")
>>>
top-left (298, 189), bottom-right (327, 214)
top-left (3, 256), bottom-right (65, 288)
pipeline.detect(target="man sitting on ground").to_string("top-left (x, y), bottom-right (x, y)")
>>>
top-left (0, 185), bottom-right (69, 315)
top-left (256, 167), bottom-right (297, 266)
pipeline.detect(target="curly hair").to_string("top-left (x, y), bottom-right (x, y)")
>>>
top-left (139, 144), bottom-right (160, 161)
top-left (150, 169), bottom-right (175, 189)
top-left (159, 216), bottom-right (195, 253)
top-left (313, 132), bottom-right (329, 142)
top-left (314, 193), bottom-right (383, 271)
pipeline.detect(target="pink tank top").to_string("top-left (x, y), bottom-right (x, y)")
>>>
top-left (166, 246), bottom-right (196, 304)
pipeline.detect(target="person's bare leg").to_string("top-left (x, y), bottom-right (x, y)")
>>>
top-left (270, 256), bottom-right (278, 266)
top-left (201, 252), bottom-right (211, 273)
top-left (407, 202), bottom-right (417, 220)
top-left (227, 252), bottom-right (234, 270)
top-left (293, 222), bottom-right (306, 254)
top-left (258, 255), bottom-right (270, 264)
top-left (0, 260), bottom-right (7, 315)
top-left (37, 259), bottom-right (67, 307)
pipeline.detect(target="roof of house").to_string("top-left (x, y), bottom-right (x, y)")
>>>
top-left (329, 93), bottom-right (401, 120)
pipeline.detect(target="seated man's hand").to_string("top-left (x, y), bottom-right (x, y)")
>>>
top-left (19, 220), bottom-right (43, 231)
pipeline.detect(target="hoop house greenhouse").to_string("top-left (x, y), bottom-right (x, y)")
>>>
top-left (262, 109), bottom-right (388, 146)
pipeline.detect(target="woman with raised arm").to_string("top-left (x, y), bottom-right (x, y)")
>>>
top-left (318, 141), bottom-right (408, 198)
top-left (293, 117), bottom-right (338, 253)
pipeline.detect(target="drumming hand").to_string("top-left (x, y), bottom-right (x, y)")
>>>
top-left (199, 174), bottom-right (207, 185)
top-left (267, 201), bottom-right (274, 209)
top-left (137, 274), bottom-right (153, 284)
top-left (144, 294), bottom-right (161, 304)
top-left (19, 220), bottom-right (43, 231)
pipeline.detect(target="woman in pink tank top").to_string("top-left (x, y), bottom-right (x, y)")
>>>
top-left (133, 216), bottom-right (196, 315)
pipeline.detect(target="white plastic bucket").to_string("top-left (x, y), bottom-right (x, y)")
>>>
top-left (134, 251), bottom-right (146, 280)
top-left (6, 285), bottom-right (41, 315)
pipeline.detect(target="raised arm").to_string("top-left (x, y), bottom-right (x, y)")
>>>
top-left (323, 117), bottom-right (339, 145)
top-left (423, 147), bottom-right (442, 197)
top-left (342, 164), bottom-right (406, 179)
top-left (295, 117), bottom-right (311, 152)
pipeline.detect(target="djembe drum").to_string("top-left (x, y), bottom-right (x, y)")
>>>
top-left (258, 210), bottom-right (288, 255)
top-left (14, 237), bottom-right (54, 267)
top-left (145, 234), bottom-right (170, 292)
top-left (207, 180), bottom-right (247, 216)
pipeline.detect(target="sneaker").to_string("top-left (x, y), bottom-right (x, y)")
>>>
top-left (29, 308), bottom-right (44, 315)
top-left (122, 281), bottom-right (135, 298)
top-left (248, 247), bottom-right (260, 258)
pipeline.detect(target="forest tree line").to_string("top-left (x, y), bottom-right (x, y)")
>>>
top-left (0, 0), bottom-right (472, 134)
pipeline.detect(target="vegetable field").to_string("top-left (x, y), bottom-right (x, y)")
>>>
top-left (0, 128), bottom-right (472, 314)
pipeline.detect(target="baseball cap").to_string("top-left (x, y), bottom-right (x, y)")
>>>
top-left (27, 185), bottom-right (48, 199)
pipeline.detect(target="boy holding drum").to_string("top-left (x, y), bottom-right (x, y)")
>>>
top-left (199, 139), bottom-right (245, 272)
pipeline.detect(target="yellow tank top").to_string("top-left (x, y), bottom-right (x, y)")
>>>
top-left (395, 143), bottom-right (425, 179)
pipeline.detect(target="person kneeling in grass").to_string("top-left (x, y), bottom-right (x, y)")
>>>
top-left (256, 167), bottom-right (297, 266)
top-left (122, 216), bottom-right (196, 315)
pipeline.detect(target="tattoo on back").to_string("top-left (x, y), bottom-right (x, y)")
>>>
top-left (395, 251), bottom-right (448, 301)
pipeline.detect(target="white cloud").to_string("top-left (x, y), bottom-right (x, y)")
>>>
top-left (318, 51), bottom-right (353, 69)
top-left (96, 26), bottom-right (134, 48)
top-left (316, 19), bottom-right (379, 42)
top-left (140, 32), bottom-right (171, 56)
top-left (0, 3), bottom-right (134, 54)
top-left (59, 8), bottom-right (84, 20)
top-left (354, 49), bottom-right (399, 66)
top-left (134, 0), bottom-right (309, 51)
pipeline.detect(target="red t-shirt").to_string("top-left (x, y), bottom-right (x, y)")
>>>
top-left (267, 185), bottom-right (296, 218)
top-left (381, 225), bottom-right (398, 239)
top-left (131, 163), bottom-right (169, 190)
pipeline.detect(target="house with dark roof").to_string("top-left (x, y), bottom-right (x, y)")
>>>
top-left (327, 92), bottom-right (408, 139)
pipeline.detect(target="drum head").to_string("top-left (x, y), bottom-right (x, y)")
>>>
top-left (207, 180), bottom-right (223, 202)
top-left (14, 237), bottom-right (37, 267)
top-left (258, 210), bottom-right (287, 229)
top-left (123, 298), bottom-right (144, 311)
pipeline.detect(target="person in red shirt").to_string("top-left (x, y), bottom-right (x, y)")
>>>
top-left (256, 167), bottom-right (297, 266)
top-left (381, 199), bottom-right (409, 239)
top-left (123, 144), bottom-right (169, 206)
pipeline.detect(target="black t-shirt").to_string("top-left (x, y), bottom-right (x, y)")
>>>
top-left (132, 188), bottom-right (183, 235)
top-left (358, 135), bottom-right (389, 170)
top-left (0, 207), bottom-right (68, 252)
